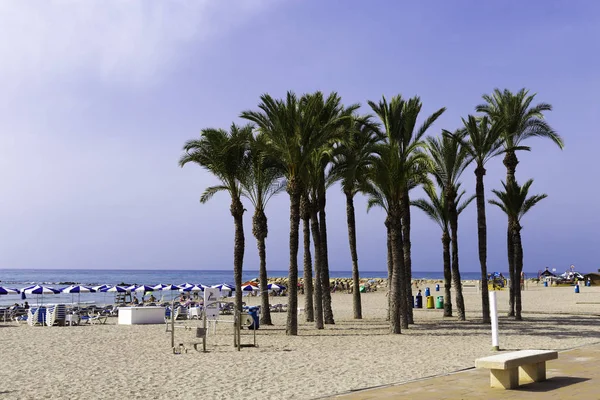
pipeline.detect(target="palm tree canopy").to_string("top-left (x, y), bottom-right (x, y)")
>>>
top-left (476, 88), bottom-right (563, 150)
top-left (367, 95), bottom-right (445, 150)
top-left (489, 179), bottom-right (548, 223)
top-left (240, 91), bottom-right (358, 187)
top-left (411, 183), bottom-right (474, 232)
top-left (330, 115), bottom-right (381, 196)
top-left (239, 132), bottom-right (286, 211)
top-left (446, 115), bottom-right (505, 167)
top-left (427, 131), bottom-right (472, 193)
top-left (179, 123), bottom-right (252, 203)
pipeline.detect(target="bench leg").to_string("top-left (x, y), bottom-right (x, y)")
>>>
top-left (490, 368), bottom-right (519, 389)
top-left (519, 362), bottom-right (546, 383)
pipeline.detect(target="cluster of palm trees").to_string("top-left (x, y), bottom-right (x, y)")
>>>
top-left (179, 88), bottom-right (562, 336)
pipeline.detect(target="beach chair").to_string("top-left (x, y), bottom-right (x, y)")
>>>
top-left (27, 308), bottom-right (41, 326)
top-left (89, 312), bottom-right (108, 325)
top-left (45, 305), bottom-right (57, 327)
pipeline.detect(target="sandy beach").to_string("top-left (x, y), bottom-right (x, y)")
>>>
top-left (2, 283), bottom-right (600, 399)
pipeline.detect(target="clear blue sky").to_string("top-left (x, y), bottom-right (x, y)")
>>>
top-left (0, 1), bottom-right (598, 273)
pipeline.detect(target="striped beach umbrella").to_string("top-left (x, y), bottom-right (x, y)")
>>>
top-left (241, 284), bottom-right (259, 292)
top-left (61, 285), bottom-right (95, 305)
top-left (132, 285), bottom-right (155, 293)
top-left (22, 285), bottom-right (60, 305)
top-left (267, 283), bottom-right (286, 291)
top-left (180, 285), bottom-right (204, 292)
top-left (212, 283), bottom-right (233, 292)
top-left (92, 284), bottom-right (110, 292)
top-left (101, 286), bottom-right (127, 293)
top-left (157, 284), bottom-right (180, 291)
top-left (0, 287), bottom-right (20, 295)
top-left (23, 285), bottom-right (61, 295)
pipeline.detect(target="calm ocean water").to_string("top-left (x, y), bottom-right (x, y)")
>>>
top-left (0, 268), bottom-right (528, 306)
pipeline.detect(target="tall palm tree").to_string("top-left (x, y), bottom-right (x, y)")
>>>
top-left (363, 141), bottom-right (428, 332)
top-left (427, 132), bottom-right (471, 321)
top-left (300, 194), bottom-right (315, 322)
top-left (330, 116), bottom-right (380, 319)
top-left (489, 179), bottom-right (547, 320)
top-left (446, 116), bottom-right (504, 323)
top-left (368, 95), bottom-right (445, 325)
top-left (412, 184), bottom-right (474, 318)
top-left (477, 88), bottom-right (562, 315)
top-left (179, 124), bottom-right (252, 312)
top-left (239, 133), bottom-right (285, 325)
top-left (241, 91), bottom-right (354, 335)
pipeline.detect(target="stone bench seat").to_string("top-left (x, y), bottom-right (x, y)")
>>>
top-left (475, 350), bottom-right (558, 389)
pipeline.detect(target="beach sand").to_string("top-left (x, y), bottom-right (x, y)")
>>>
top-left (2, 283), bottom-right (600, 399)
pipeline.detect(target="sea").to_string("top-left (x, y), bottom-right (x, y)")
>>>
top-left (0, 268), bottom-right (533, 306)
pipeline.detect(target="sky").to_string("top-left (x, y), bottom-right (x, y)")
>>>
top-left (0, 0), bottom-right (598, 274)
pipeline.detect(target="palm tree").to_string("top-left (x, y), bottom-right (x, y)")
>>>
top-left (446, 116), bottom-right (504, 323)
top-left (330, 116), bottom-right (380, 319)
top-left (427, 132), bottom-right (472, 321)
top-left (179, 124), bottom-right (252, 312)
top-left (300, 194), bottom-right (314, 322)
top-left (241, 91), bottom-right (354, 335)
top-left (477, 88), bottom-right (563, 315)
top-left (412, 184), bottom-right (474, 318)
top-left (489, 179), bottom-right (547, 320)
top-left (368, 95), bottom-right (445, 325)
top-left (364, 140), bottom-right (429, 332)
top-left (239, 133), bottom-right (285, 325)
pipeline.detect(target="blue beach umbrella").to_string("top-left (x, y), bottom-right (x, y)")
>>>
top-left (92, 284), bottom-right (110, 292)
top-left (267, 283), bottom-right (286, 291)
top-left (61, 285), bottom-right (95, 305)
top-left (180, 285), bottom-right (204, 292)
top-left (132, 285), bottom-right (155, 293)
top-left (241, 284), bottom-right (259, 292)
top-left (0, 287), bottom-right (20, 295)
top-left (22, 285), bottom-right (61, 305)
top-left (101, 286), bottom-right (127, 293)
top-left (157, 284), bottom-right (180, 291)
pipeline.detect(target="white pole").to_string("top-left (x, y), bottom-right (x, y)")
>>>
top-left (489, 290), bottom-right (499, 351)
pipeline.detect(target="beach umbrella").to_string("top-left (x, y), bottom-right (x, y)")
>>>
top-left (267, 283), bottom-right (285, 291)
top-left (124, 285), bottom-right (137, 292)
top-left (241, 284), bottom-right (259, 292)
top-left (61, 285), bottom-right (95, 306)
top-left (0, 287), bottom-right (20, 295)
top-left (152, 284), bottom-right (167, 291)
top-left (212, 283), bottom-right (233, 291)
top-left (92, 284), bottom-right (110, 292)
top-left (132, 285), bottom-right (155, 293)
top-left (180, 285), bottom-right (204, 292)
top-left (101, 286), bottom-right (127, 293)
top-left (157, 284), bottom-right (180, 291)
top-left (22, 285), bottom-right (60, 305)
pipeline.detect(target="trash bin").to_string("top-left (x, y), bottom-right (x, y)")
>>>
top-left (415, 295), bottom-right (423, 309)
top-left (574, 285), bottom-right (580, 294)
top-left (247, 307), bottom-right (260, 330)
top-left (425, 287), bottom-right (431, 297)
top-left (435, 296), bottom-right (444, 309)
top-left (426, 296), bottom-right (434, 309)
top-left (435, 284), bottom-right (440, 292)
top-left (544, 281), bottom-right (548, 287)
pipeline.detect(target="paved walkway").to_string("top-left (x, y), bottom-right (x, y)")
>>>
top-left (331, 344), bottom-right (600, 399)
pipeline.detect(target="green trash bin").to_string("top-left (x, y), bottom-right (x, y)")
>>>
top-left (435, 296), bottom-right (444, 309)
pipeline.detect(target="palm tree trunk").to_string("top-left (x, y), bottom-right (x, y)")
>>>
top-left (318, 195), bottom-right (335, 325)
top-left (507, 226), bottom-right (515, 317)
top-left (475, 166), bottom-right (490, 324)
top-left (310, 205), bottom-right (324, 329)
top-left (301, 196), bottom-right (314, 323)
top-left (442, 231), bottom-right (452, 317)
top-left (401, 190), bottom-right (413, 325)
top-left (345, 192), bottom-right (362, 319)
top-left (253, 209), bottom-right (272, 325)
top-left (513, 224), bottom-right (524, 320)
top-left (504, 150), bottom-right (518, 316)
top-left (231, 198), bottom-right (245, 313)
top-left (448, 196), bottom-right (465, 321)
top-left (286, 179), bottom-right (301, 336)
top-left (389, 205), bottom-right (406, 333)
top-left (385, 217), bottom-right (392, 321)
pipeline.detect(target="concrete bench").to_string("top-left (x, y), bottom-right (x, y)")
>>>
top-left (475, 350), bottom-right (558, 389)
